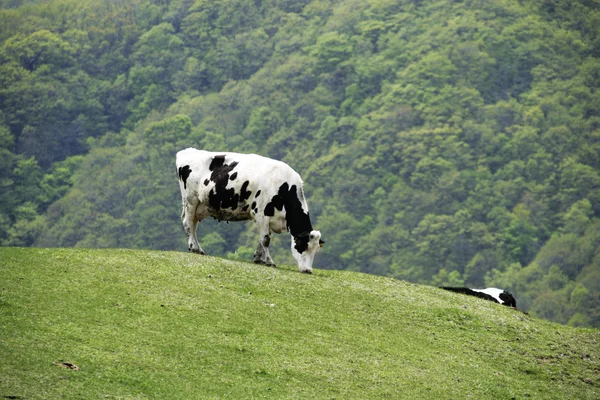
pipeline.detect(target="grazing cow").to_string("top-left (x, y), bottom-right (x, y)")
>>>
top-left (441, 287), bottom-right (517, 308)
top-left (176, 148), bottom-right (323, 273)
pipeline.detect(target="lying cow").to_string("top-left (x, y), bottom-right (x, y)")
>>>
top-left (176, 148), bottom-right (323, 273)
top-left (441, 287), bottom-right (517, 308)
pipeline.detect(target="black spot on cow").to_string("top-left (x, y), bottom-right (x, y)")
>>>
top-left (209, 154), bottom-right (226, 171)
top-left (499, 291), bottom-right (517, 308)
top-left (262, 235), bottom-right (270, 247)
top-left (204, 179), bottom-right (210, 186)
top-left (178, 165), bottom-right (192, 189)
top-left (240, 181), bottom-right (252, 202)
top-left (251, 201), bottom-right (256, 210)
top-left (264, 187), bottom-right (285, 217)
top-left (207, 155), bottom-right (241, 211)
top-left (242, 205), bottom-right (249, 212)
top-left (293, 232), bottom-right (312, 254)
top-left (255, 190), bottom-right (261, 198)
top-left (264, 183), bottom-right (313, 253)
top-left (230, 172), bottom-right (238, 181)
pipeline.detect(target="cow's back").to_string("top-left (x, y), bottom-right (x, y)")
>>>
top-left (176, 148), bottom-right (305, 223)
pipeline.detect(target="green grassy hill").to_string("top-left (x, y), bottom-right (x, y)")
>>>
top-left (1, 248), bottom-right (598, 399)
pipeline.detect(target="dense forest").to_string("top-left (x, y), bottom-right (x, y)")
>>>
top-left (1, 0), bottom-right (599, 327)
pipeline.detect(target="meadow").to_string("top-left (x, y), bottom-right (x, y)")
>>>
top-left (1, 247), bottom-right (598, 399)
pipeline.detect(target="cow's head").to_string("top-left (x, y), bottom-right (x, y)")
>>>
top-left (291, 230), bottom-right (323, 274)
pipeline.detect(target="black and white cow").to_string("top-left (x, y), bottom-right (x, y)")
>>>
top-left (441, 287), bottom-right (517, 308)
top-left (176, 148), bottom-right (323, 273)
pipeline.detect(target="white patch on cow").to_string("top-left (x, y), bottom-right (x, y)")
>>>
top-left (471, 288), bottom-right (504, 303)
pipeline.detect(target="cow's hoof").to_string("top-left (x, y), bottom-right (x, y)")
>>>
top-left (253, 259), bottom-right (265, 265)
top-left (300, 269), bottom-right (312, 274)
top-left (190, 249), bottom-right (205, 255)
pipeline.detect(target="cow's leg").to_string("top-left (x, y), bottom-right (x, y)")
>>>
top-left (253, 238), bottom-right (265, 264)
top-left (181, 201), bottom-right (204, 255)
top-left (254, 218), bottom-right (275, 267)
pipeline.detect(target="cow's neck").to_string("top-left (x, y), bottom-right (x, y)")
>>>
top-left (278, 184), bottom-right (312, 237)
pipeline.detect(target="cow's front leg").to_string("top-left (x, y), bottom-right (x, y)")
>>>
top-left (182, 202), bottom-right (204, 255)
top-left (253, 238), bottom-right (265, 264)
top-left (260, 233), bottom-right (276, 267)
top-left (253, 234), bottom-right (275, 267)
top-left (254, 234), bottom-right (274, 266)
top-left (253, 218), bottom-right (275, 267)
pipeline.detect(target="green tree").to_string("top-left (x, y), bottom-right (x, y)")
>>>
top-left (310, 31), bottom-right (352, 74)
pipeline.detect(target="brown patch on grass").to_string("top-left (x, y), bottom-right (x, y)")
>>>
top-left (53, 361), bottom-right (79, 371)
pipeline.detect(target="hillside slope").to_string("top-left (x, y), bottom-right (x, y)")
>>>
top-left (1, 248), bottom-right (598, 399)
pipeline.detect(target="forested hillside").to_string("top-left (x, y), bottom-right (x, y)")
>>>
top-left (1, 0), bottom-right (599, 327)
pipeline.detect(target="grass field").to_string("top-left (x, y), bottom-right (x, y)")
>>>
top-left (1, 247), bottom-right (598, 399)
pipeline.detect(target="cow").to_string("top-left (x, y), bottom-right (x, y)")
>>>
top-left (441, 287), bottom-right (517, 308)
top-left (176, 148), bottom-right (323, 274)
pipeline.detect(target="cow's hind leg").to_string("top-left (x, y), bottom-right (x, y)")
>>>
top-left (181, 201), bottom-right (204, 255)
top-left (254, 219), bottom-right (275, 267)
